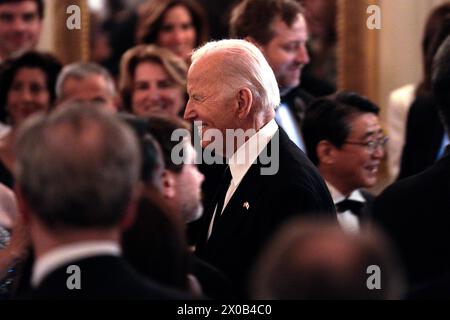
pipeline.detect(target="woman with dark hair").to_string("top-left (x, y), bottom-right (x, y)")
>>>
top-left (136, 0), bottom-right (208, 63)
top-left (386, 3), bottom-right (450, 180)
top-left (0, 51), bottom-right (62, 188)
top-left (397, 15), bottom-right (450, 180)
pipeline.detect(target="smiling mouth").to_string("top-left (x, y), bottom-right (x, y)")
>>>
top-left (365, 164), bottom-right (379, 174)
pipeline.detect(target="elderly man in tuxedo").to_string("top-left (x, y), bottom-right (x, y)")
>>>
top-left (15, 103), bottom-right (184, 299)
top-left (184, 39), bottom-right (335, 297)
top-left (302, 91), bottom-right (386, 233)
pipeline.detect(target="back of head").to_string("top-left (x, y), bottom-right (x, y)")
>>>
top-left (230, 0), bottom-right (304, 45)
top-left (15, 103), bottom-right (140, 230)
top-left (251, 218), bottom-right (404, 299)
top-left (122, 191), bottom-right (189, 291)
top-left (302, 91), bottom-right (380, 165)
top-left (432, 35), bottom-right (450, 131)
top-left (191, 39), bottom-right (280, 110)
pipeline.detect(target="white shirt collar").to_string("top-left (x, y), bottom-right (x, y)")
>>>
top-left (32, 241), bottom-right (121, 288)
top-left (228, 119), bottom-right (278, 187)
top-left (325, 181), bottom-right (366, 204)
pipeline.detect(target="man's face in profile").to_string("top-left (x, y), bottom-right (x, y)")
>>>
top-left (259, 13), bottom-right (310, 91)
top-left (0, 1), bottom-right (42, 59)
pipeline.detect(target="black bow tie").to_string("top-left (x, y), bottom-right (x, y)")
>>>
top-left (335, 199), bottom-right (364, 217)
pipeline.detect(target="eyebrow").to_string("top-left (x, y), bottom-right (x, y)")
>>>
top-left (362, 128), bottom-right (383, 139)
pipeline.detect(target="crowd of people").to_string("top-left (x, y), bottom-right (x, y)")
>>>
top-left (0, 0), bottom-right (450, 300)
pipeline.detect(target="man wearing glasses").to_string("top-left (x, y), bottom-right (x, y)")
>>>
top-left (302, 91), bottom-right (387, 232)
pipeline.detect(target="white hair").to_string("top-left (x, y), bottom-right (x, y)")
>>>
top-left (191, 39), bottom-right (280, 110)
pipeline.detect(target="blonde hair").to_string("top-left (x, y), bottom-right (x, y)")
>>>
top-left (119, 44), bottom-right (188, 110)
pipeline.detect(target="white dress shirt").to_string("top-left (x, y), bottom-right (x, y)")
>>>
top-left (326, 182), bottom-right (366, 233)
top-left (207, 119), bottom-right (279, 239)
top-left (275, 102), bottom-right (306, 152)
top-left (32, 241), bottom-right (121, 288)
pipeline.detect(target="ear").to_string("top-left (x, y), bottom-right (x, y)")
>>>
top-left (14, 185), bottom-right (31, 225)
top-left (235, 88), bottom-right (253, 120)
top-left (161, 170), bottom-right (177, 199)
top-left (316, 140), bottom-right (337, 165)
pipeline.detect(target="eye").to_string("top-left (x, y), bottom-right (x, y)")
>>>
top-left (134, 82), bottom-right (149, 91)
top-left (0, 13), bottom-right (14, 23)
top-left (22, 12), bottom-right (37, 23)
top-left (157, 79), bottom-right (175, 89)
top-left (30, 83), bottom-right (45, 94)
top-left (161, 24), bottom-right (175, 33)
top-left (181, 23), bottom-right (193, 31)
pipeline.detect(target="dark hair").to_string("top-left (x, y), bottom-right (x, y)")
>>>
top-left (146, 115), bottom-right (191, 174)
top-left (137, 0), bottom-right (208, 48)
top-left (0, 51), bottom-right (62, 123)
top-left (302, 91), bottom-right (380, 165)
top-left (0, 0), bottom-right (44, 19)
top-left (432, 35), bottom-right (450, 131)
top-left (417, 3), bottom-right (450, 96)
top-left (122, 191), bottom-right (190, 291)
top-left (230, 0), bottom-right (304, 45)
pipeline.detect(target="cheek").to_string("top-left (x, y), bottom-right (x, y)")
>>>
top-left (157, 32), bottom-right (172, 46)
top-left (39, 93), bottom-right (51, 108)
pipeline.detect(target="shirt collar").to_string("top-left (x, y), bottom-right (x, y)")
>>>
top-left (228, 119), bottom-right (278, 187)
top-left (326, 181), bottom-right (366, 204)
top-left (32, 240), bottom-right (121, 288)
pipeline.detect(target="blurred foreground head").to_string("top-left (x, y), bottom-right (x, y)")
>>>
top-left (251, 218), bottom-right (405, 300)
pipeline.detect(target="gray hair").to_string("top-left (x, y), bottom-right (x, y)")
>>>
top-left (55, 62), bottom-right (116, 100)
top-left (15, 103), bottom-right (141, 229)
top-left (191, 39), bottom-right (280, 110)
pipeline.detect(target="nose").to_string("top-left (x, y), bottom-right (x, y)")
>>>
top-left (372, 143), bottom-right (385, 159)
top-left (12, 17), bottom-right (27, 32)
top-left (172, 28), bottom-right (185, 44)
top-left (145, 86), bottom-right (161, 101)
top-left (21, 87), bottom-right (33, 102)
top-left (183, 100), bottom-right (195, 120)
top-left (296, 44), bottom-right (310, 65)
top-left (197, 169), bottom-right (204, 184)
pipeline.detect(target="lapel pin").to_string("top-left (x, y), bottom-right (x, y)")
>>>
top-left (243, 202), bottom-right (250, 210)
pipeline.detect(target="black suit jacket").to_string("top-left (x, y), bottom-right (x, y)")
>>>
top-left (374, 149), bottom-right (450, 295)
top-left (23, 255), bottom-right (187, 299)
top-left (397, 95), bottom-right (444, 180)
top-left (195, 129), bottom-right (336, 297)
top-left (281, 86), bottom-right (315, 128)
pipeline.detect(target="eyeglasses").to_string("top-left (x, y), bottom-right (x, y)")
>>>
top-left (343, 136), bottom-right (389, 154)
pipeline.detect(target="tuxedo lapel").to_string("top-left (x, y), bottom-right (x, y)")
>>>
top-left (207, 162), bottom-right (264, 247)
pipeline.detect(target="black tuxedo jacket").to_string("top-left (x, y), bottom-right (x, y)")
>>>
top-left (281, 86), bottom-right (314, 128)
top-left (359, 189), bottom-right (375, 223)
top-left (195, 129), bottom-right (336, 296)
top-left (23, 255), bottom-right (187, 299)
top-left (374, 149), bottom-right (450, 294)
top-left (397, 95), bottom-right (444, 180)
